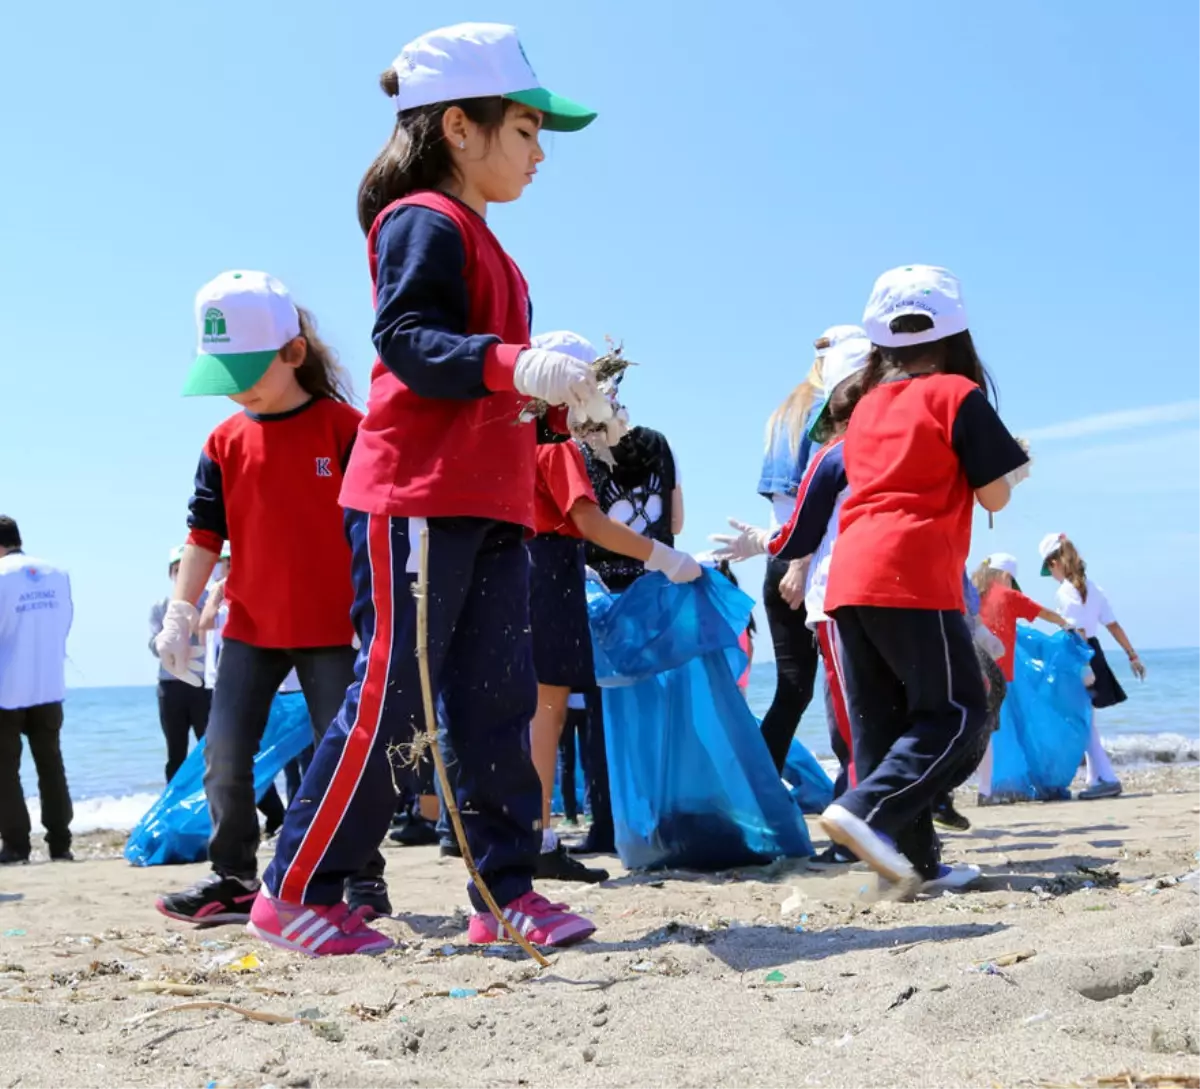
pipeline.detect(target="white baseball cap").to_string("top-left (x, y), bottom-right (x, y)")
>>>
top-left (391, 23), bottom-right (596, 133)
top-left (808, 335), bottom-right (871, 439)
top-left (168, 545), bottom-right (185, 566)
top-left (863, 265), bottom-right (969, 348)
top-left (985, 553), bottom-right (1019, 580)
top-left (220, 541), bottom-right (232, 561)
top-left (532, 330), bottom-right (598, 365)
top-left (813, 324), bottom-right (866, 358)
top-left (184, 271), bottom-right (301, 397)
top-left (1038, 532), bottom-right (1067, 575)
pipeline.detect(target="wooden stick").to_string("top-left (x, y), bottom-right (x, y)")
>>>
top-left (413, 528), bottom-right (550, 968)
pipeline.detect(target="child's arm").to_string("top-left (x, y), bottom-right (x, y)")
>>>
top-left (197, 579), bottom-right (226, 633)
top-left (950, 388), bottom-right (1030, 515)
top-left (1038, 606), bottom-right (1071, 629)
top-left (768, 443), bottom-right (845, 561)
top-left (1104, 621), bottom-right (1145, 679)
top-left (569, 500), bottom-right (700, 583)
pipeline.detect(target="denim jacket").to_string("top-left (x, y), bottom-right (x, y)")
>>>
top-left (757, 399), bottom-right (826, 499)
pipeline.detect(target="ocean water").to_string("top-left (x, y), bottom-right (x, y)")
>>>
top-left (15, 648), bottom-right (1199, 833)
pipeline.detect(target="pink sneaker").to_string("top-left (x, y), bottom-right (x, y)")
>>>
top-left (246, 889), bottom-right (394, 956)
top-left (467, 892), bottom-right (595, 947)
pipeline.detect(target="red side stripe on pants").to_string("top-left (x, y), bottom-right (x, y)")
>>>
top-left (816, 620), bottom-right (856, 788)
top-left (279, 514), bottom-right (395, 903)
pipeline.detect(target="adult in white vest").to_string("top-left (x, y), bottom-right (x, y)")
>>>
top-left (0, 516), bottom-right (74, 864)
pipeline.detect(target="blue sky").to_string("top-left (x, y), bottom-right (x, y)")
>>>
top-left (1, 1), bottom-right (1196, 687)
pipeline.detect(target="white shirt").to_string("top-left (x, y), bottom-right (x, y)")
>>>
top-left (1055, 578), bottom-right (1115, 640)
top-left (803, 486), bottom-right (849, 629)
top-left (0, 552), bottom-right (73, 710)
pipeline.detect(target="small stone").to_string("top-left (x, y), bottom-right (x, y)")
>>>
top-left (582, 1047), bottom-right (596, 1063)
top-left (592, 1015), bottom-right (608, 1028)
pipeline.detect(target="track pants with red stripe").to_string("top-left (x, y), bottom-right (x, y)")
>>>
top-left (264, 513), bottom-right (541, 912)
top-left (814, 621), bottom-right (855, 797)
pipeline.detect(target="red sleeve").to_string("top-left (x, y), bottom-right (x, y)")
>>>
top-left (539, 443), bottom-right (597, 521)
top-left (1010, 588), bottom-right (1043, 623)
top-left (483, 343), bottom-right (524, 392)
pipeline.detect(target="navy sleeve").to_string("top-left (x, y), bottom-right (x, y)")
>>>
top-left (951, 389), bottom-right (1029, 489)
top-left (372, 206), bottom-right (501, 400)
top-left (769, 442), bottom-right (846, 560)
top-left (187, 450), bottom-right (227, 540)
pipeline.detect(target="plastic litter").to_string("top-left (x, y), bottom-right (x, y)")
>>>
top-left (1023, 1010), bottom-right (1051, 1025)
top-left (2, 929), bottom-right (25, 938)
top-left (587, 570), bottom-right (811, 871)
top-left (226, 954), bottom-right (260, 973)
top-left (764, 970), bottom-right (786, 983)
top-left (448, 987), bottom-right (478, 999)
top-left (125, 691), bottom-right (314, 865)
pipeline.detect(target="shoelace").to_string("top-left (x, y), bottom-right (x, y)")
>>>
top-left (326, 903), bottom-right (376, 934)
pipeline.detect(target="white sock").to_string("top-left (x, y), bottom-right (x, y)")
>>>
top-left (541, 828), bottom-right (558, 853)
top-left (975, 739), bottom-right (994, 798)
top-left (1083, 719), bottom-right (1117, 786)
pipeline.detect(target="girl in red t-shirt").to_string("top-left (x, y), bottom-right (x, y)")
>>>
top-left (819, 265), bottom-right (1031, 899)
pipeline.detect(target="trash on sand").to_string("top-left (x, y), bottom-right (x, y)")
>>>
top-left (2, 930), bottom-right (25, 938)
top-left (973, 949), bottom-right (1035, 968)
top-left (448, 987), bottom-right (478, 999)
top-left (834, 1032), bottom-right (853, 1047)
top-left (780, 889), bottom-right (806, 917)
top-left (440, 944), bottom-right (458, 957)
top-left (631, 961), bottom-right (654, 973)
top-left (200, 940), bottom-right (231, 950)
top-left (764, 970), bottom-right (786, 983)
top-left (226, 953), bottom-right (260, 973)
top-left (133, 981), bottom-right (208, 996)
top-left (1023, 1010), bottom-right (1050, 1025)
top-left (126, 1000), bottom-right (342, 1041)
top-left (794, 926), bottom-right (805, 933)
top-left (888, 985), bottom-right (916, 1010)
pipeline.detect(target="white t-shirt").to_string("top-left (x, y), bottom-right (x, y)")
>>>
top-left (804, 486), bottom-right (849, 629)
top-left (0, 553), bottom-right (73, 710)
top-left (1055, 578), bottom-right (1115, 640)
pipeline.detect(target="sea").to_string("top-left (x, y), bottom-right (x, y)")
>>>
top-left (17, 648), bottom-right (1200, 834)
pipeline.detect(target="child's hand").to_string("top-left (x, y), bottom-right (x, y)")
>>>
top-left (779, 558), bottom-right (808, 610)
top-left (709, 519), bottom-right (771, 562)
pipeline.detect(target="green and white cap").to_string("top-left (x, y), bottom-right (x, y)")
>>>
top-left (183, 271), bottom-right (301, 397)
top-left (391, 23), bottom-right (596, 132)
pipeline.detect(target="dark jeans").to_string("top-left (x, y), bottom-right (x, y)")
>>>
top-left (559, 705), bottom-right (587, 822)
top-left (204, 639), bottom-right (381, 882)
top-left (0, 702), bottom-right (72, 857)
top-left (833, 606), bottom-right (988, 878)
top-left (760, 557), bottom-right (821, 770)
top-left (579, 687), bottom-right (614, 846)
top-left (157, 679), bottom-right (212, 782)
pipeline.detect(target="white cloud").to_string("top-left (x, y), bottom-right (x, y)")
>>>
top-left (1022, 400), bottom-right (1200, 442)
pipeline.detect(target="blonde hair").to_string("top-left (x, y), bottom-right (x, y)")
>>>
top-left (764, 356), bottom-right (824, 456)
top-left (971, 560), bottom-right (1007, 597)
top-left (1049, 537), bottom-right (1088, 602)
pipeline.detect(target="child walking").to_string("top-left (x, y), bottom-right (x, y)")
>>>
top-left (816, 265), bottom-right (1030, 897)
top-left (526, 331), bottom-right (700, 884)
top-left (253, 23), bottom-right (605, 956)
top-left (155, 271), bottom-right (390, 923)
top-left (1037, 533), bottom-right (1145, 800)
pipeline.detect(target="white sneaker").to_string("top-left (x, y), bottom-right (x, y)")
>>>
top-left (819, 804), bottom-right (921, 897)
top-left (922, 863), bottom-right (982, 894)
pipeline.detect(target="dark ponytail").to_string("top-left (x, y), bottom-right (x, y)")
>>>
top-left (862, 313), bottom-right (998, 405)
top-left (356, 69), bottom-right (510, 235)
top-left (295, 307), bottom-right (353, 404)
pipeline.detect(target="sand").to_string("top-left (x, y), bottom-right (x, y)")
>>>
top-left (1, 766), bottom-right (1197, 1089)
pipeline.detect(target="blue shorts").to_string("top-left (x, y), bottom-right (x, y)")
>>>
top-left (529, 533), bottom-right (595, 690)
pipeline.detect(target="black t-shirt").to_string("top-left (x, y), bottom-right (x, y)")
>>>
top-left (582, 426), bottom-right (677, 591)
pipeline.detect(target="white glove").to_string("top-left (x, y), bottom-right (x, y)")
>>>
top-left (513, 349), bottom-right (597, 411)
top-left (1004, 458), bottom-right (1032, 490)
top-left (968, 616), bottom-right (1006, 661)
top-left (708, 518), bottom-right (772, 562)
top-left (645, 541), bottom-right (702, 584)
top-left (155, 601), bottom-right (204, 687)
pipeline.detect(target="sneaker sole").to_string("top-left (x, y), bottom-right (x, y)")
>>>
top-left (155, 901), bottom-right (251, 926)
top-left (922, 868), bottom-right (983, 894)
top-left (819, 806), bottom-right (921, 896)
top-left (246, 921), bottom-right (394, 957)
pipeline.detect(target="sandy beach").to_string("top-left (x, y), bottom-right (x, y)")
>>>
top-left (1, 766), bottom-right (1197, 1089)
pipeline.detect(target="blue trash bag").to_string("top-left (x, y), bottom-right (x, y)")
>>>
top-left (124, 691), bottom-right (314, 866)
top-left (783, 739), bottom-right (835, 814)
top-left (589, 569), bottom-right (812, 870)
top-left (989, 627), bottom-right (1093, 801)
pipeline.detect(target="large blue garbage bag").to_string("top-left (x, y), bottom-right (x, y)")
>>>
top-left (588, 570), bottom-right (812, 870)
top-left (124, 692), bottom-right (314, 866)
top-left (989, 627), bottom-right (1093, 801)
top-left (783, 739), bottom-right (835, 814)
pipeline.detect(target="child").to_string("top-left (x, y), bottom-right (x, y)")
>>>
top-left (1038, 533), bottom-right (1145, 800)
top-left (527, 330), bottom-right (700, 884)
top-left (711, 334), bottom-right (871, 795)
top-left (153, 270), bottom-right (389, 923)
top-left (253, 23), bottom-right (604, 956)
top-left (816, 265), bottom-right (1030, 897)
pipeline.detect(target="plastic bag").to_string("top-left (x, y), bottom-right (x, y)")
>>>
top-left (588, 570), bottom-right (812, 870)
top-left (124, 692), bottom-right (314, 866)
top-left (782, 739), bottom-right (835, 814)
top-left (988, 627), bottom-right (1093, 801)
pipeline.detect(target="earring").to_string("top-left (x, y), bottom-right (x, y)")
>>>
top-left (458, 140), bottom-right (466, 149)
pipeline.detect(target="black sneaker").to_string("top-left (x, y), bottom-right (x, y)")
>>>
top-left (388, 817), bottom-right (439, 847)
top-left (0, 845), bottom-right (29, 865)
top-left (537, 843), bottom-right (609, 884)
top-left (155, 873), bottom-right (260, 924)
top-left (567, 831), bottom-right (615, 856)
top-left (50, 849), bottom-right (74, 862)
top-left (439, 842), bottom-right (462, 859)
top-left (346, 878), bottom-right (393, 918)
top-left (932, 800), bottom-right (971, 832)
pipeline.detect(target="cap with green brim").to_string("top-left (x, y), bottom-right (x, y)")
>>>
top-left (390, 23), bottom-right (596, 133)
top-left (807, 334), bottom-right (871, 440)
top-left (184, 270), bottom-right (300, 398)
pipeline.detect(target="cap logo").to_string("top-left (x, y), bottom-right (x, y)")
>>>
top-left (203, 307), bottom-right (230, 344)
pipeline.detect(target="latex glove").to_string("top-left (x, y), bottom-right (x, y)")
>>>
top-left (646, 541), bottom-right (702, 583)
top-left (708, 518), bottom-right (772, 562)
top-left (154, 601), bottom-right (204, 686)
top-left (1005, 441), bottom-right (1032, 490)
top-left (970, 617), bottom-right (1006, 662)
top-left (513, 349), bottom-right (597, 410)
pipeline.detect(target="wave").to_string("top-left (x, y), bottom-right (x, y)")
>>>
top-left (1104, 731), bottom-right (1200, 766)
top-left (27, 791), bottom-right (158, 833)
